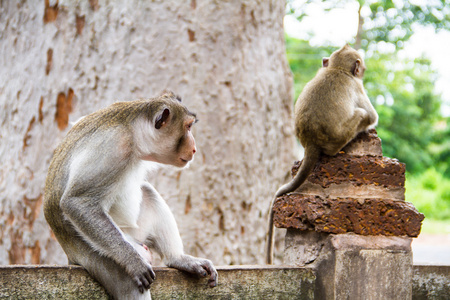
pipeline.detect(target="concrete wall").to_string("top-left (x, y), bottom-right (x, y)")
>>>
top-left (0, 264), bottom-right (448, 299)
top-left (413, 265), bottom-right (450, 300)
top-left (0, 265), bottom-right (315, 299)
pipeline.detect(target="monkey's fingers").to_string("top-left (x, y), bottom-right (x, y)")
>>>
top-left (134, 265), bottom-right (155, 293)
top-left (170, 256), bottom-right (218, 287)
top-left (202, 261), bottom-right (218, 288)
top-left (145, 267), bottom-right (156, 284)
top-left (134, 276), bottom-right (149, 294)
top-left (149, 268), bottom-right (156, 281)
top-left (187, 260), bottom-right (218, 287)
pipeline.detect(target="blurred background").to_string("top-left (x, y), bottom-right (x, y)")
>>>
top-left (0, 0), bottom-right (448, 266)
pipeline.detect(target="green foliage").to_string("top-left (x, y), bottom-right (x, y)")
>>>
top-left (364, 53), bottom-right (444, 174)
top-left (285, 37), bottom-right (334, 98)
top-left (406, 170), bottom-right (450, 220)
top-left (430, 119), bottom-right (450, 177)
top-left (285, 38), bottom-right (316, 98)
top-left (287, 0), bottom-right (450, 50)
top-left (363, 0), bottom-right (450, 48)
top-left (420, 219), bottom-right (450, 234)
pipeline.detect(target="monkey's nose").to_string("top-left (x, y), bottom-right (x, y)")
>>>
top-left (193, 147), bottom-right (197, 154)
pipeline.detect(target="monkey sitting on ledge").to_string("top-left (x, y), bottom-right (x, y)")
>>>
top-left (44, 91), bottom-right (217, 300)
top-left (266, 45), bottom-right (379, 264)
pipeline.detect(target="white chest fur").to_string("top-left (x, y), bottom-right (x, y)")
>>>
top-left (107, 161), bottom-right (146, 229)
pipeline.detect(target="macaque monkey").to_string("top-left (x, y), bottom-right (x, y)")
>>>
top-left (265, 45), bottom-right (378, 264)
top-left (44, 91), bottom-right (218, 299)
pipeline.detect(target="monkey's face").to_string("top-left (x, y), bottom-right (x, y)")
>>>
top-left (172, 116), bottom-right (197, 168)
top-left (133, 104), bottom-right (198, 168)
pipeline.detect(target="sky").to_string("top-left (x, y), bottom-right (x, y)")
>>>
top-left (283, 2), bottom-right (450, 116)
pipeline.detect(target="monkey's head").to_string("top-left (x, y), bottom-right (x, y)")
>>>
top-left (323, 44), bottom-right (366, 79)
top-left (133, 91), bottom-right (198, 168)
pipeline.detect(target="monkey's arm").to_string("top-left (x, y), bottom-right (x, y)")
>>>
top-left (355, 83), bottom-right (378, 128)
top-left (60, 194), bottom-right (155, 292)
top-left (131, 183), bottom-right (218, 288)
top-left (360, 98), bottom-right (378, 128)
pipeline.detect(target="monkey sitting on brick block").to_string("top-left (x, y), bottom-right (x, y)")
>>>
top-left (266, 45), bottom-right (379, 264)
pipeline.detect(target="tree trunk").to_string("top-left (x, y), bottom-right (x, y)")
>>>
top-left (354, 4), bottom-right (364, 50)
top-left (0, 0), bottom-right (294, 266)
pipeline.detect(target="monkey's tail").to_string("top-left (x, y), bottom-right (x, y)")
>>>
top-left (265, 146), bottom-right (320, 265)
top-left (265, 198), bottom-right (277, 264)
top-left (275, 145), bottom-right (320, 198)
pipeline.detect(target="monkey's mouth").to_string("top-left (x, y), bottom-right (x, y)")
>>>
top-left (179, 156), bottom-right (194, 165)
top-left (180, 158), bottom-right (191, 164)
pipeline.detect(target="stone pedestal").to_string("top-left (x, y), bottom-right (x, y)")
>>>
top-left (284, 231), bottom-right (412, 299)
top-left (274, 130), bottom-right (424, 300)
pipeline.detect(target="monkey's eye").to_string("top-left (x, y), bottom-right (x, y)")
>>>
top-left (186, 119), bottom-right (197, 131)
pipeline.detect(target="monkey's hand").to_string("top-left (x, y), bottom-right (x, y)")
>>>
top-left (127, 257), bottom-right (156, 293)
top-left (168, 254), bottom-right (218, 288)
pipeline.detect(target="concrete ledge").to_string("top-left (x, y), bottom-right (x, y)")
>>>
top-left (1, 264), bottom-right (449, 299)
top-left (0, 265), bottom-right (108, 300)
top-left (0, 265), bottom-right (315, 299)
top-left (413, 264), bottom-right (450, 300)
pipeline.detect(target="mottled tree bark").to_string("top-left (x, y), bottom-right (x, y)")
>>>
top-left (0, 0), bottom-right (293, 265)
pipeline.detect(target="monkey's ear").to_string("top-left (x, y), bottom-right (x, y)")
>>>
top-left (322, 57), bottom-right (329, 67)
top-left (353, 59), bottom-right (362, 76)
top-left (155, 108), bottom-right (170, 129)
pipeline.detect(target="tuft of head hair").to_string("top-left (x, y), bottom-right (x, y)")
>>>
top-left (329, 45), bottom-right (359, 66)
top-left (328, 44), bottom-right (364, 76)
top-left (159, 90), bottom-right (182, 102)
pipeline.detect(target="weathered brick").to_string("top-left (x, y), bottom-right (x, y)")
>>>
top-left (273, 193), bottom-right (424, 237)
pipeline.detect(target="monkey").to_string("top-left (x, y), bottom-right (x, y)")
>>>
top-left (44, 91), bottom-right (218, 300)
top-left (265, 45), bottom-right (379, 264)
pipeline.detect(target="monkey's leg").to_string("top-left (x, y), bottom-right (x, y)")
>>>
top-left (69, 237), bottom-right (152, 300)
top-left (132, 182), bottom-right (218, 288)
top-left (326, 108), bottom-right (368, 155)
top-left (351, 108), bottom-right (371, 132)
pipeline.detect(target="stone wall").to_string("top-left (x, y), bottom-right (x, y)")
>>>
top-left (0, 265), bottom-right (315, 300)
top-left (413, 265), bottom-right (450, 300)
top-left (0, 264), bottom-right (448, 299)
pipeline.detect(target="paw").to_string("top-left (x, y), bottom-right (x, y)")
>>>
top-left (192, 258), bottom-right (218, 288)
top-left (169, 255), bottom-right (218, 288)
top-left (129, 261), bottom-right (156, 293)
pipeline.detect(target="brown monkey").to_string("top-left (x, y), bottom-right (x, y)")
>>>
top-left (265, 45), bottom-right (378, 264)
top-left (44, 91), bottom-right (218, 299)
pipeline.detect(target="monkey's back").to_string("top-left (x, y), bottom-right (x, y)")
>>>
top-left (294, 68), bottom-right (360, 151)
